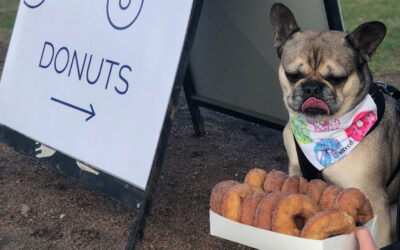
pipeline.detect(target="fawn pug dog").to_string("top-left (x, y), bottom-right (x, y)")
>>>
top-left (270, 3), bottom-right (400, 247)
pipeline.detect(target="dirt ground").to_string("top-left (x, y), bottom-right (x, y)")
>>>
top-left (0, 38), bottom-right (399, 249)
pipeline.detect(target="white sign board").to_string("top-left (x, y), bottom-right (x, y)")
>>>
top-left (0, 0), bottom-right (194, 190)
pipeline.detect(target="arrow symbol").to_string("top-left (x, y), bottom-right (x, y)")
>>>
top-left (51, 97), bottom-right (96, 121)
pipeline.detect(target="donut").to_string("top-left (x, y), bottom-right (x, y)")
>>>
top-left (319, 185), bottom-right (343, 210)
top-left (335, 188), bottom-right (373, 224)
top-left (305, 179), bottom-right (328, 204)
top-left (263, 170), bottom-right (288, 193)
top-left (239, 192), bottom-right (267, 226)
top-left (254, 191), bottom-right (286, 230)
top-left (244, 168), bottom-right (267, 192)
top-left (302, 208), bottom-right (355, 240)
top-left (210, 180), bottom-right (239, 215)
top-left (221, 183), bottom-right (254, 221)
top-left (313, 138), bottom-right (342, 167)
top-left (299, 177), bottom-right (308, 194)
top-left (272, 194), bottom-right (320, 237)
top-left (358, 199), bottom-right (374, 224)
top-left (282, 175), bottom-right (300, 194)
top-left (345, 111), bottom-right (377, 142)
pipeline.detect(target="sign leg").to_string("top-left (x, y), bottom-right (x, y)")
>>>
top-left (125, 205), bottom-right (146, 250)
top-left (183, 67), bottom-right (206, 137)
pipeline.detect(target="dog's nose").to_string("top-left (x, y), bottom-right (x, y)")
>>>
top-left (302, 81), bottom-right (324, 97)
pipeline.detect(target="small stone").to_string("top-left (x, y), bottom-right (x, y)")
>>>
top-left (60, 214), bottom-right (66, 219)
top-left (21, 204), bottom-right (30, 217)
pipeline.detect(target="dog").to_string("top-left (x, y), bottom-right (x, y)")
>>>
top-left (269, 3), bottom-right (400, 247)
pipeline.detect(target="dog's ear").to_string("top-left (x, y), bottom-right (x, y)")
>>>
top-left (346, 21), bottom-right (386, 62)
top-left (270, 3), bottom-right (300, 57)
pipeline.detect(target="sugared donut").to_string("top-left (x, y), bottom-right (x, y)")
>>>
top-left (319, 185), bottom-right (343, 210)
top-left (244, 168), bottom-right (267, 192)
top-left (335, 188), bottom-right (373, 224)
top-left (254, 191), bottom-right (286, 230)
top-left (239, 192), bottom-right (266, 226)
top-left (221, 183), bottom-right (254, 221)
top-left (306, 179), bottom-right (328, 204)
top-left (302, 208), bottom-right (355, 240)
top-left (357, 199), bottom-right (373, 224)
top-left (282, 175), bottom-right (300, 194)
top-left (299, 177), bottom-right (308, 194)
top-left (210, 180), bottom-right (239, 215)
top-left (263, 170), bottom-right (288, 193)
top-left (272, 194), bottom-right (320, 237)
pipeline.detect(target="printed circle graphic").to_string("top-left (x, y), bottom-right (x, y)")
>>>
top-left (107, 0), bottom-right (144, 30)
top-left (314, 138), bottom-right (342, 167)
top-left (119, 0), bottom-right (131, 10)
top-left (290, 116), bottom-right (312, 144)
top-left (24, 0), bottom-right (46, 9)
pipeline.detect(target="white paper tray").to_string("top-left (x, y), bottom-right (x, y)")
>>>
top-left (210, 210), bottom-right (377, 250)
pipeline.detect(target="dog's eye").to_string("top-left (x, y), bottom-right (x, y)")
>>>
top-left (285, 72), bottom-right (303, 83)
top-left (326, 76), bottom-right (347, 85)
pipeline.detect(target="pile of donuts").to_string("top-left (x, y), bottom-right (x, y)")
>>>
top-left (210, 168), bottom-right (373, 240)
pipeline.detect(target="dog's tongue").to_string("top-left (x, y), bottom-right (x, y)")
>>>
top-left (302, 97), bottom-right (330, 115)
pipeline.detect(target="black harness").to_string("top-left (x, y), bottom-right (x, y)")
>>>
top-left (293, 81), bottom-right (400, 238)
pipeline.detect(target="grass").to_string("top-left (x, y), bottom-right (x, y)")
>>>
top-left (341, 0), bottom-right (400, 75)
top-left (0, 0), bottom-right (398, 75)
top-left (0, 0), bottom-right (18, 44)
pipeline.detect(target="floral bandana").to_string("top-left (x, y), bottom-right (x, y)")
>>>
top-left (289, 94), bottom-right (378, 170)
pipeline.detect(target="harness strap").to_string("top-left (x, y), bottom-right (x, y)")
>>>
top-left (295, 137), bottom-right (322, 181)
top-left (368, 83), bottom-right (385, 135)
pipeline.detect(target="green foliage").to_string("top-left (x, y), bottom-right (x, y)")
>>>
top-left (341, 0), bottom-right (400, 75)
top-left (0, 0), bottom-right (18, 44)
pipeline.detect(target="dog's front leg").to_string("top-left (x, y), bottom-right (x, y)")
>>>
top-left (323, 169), bottom-right (392, 247)
top-left (367, 188), bottom-right (392, 247)
top-left (283, 123), bottom-right (301, 176)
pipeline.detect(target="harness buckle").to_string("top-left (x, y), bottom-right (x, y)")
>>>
top-left (375, 80), bottom-right (390, 94)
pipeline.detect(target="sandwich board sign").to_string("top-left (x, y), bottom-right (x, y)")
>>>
top-left (0, 0), bottom-right (197, 190)
top-left (0, 0), bottom-right (203, 247)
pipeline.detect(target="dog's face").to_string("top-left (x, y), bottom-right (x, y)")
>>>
top-left (270, 3), bottom-right (386, 121)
